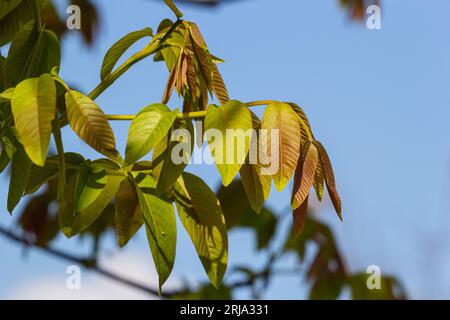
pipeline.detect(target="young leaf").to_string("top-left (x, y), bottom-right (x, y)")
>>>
top-left (205, 100), bottom-right (253, 186)
top-left (152, 117), bottom-right (194, 194)
top-left (288, 102), bottom-right (314, 142)
top-left (11, 74), bottom-right (56, 166)
top-left (134, 173), bottom-right (177, 290)
top-left (114, 176), bottom-right (144, 247)
top-left (313, 161), bottom-right (325, 201)
top-left (211, 63), bottom-right (229, 106)
top-left (65, 90), bottom-right (120, 161)
top-left (100, 27), bottom-right (153, 80)
top-left (174, 172), bottom-right (228, 288)
top-left (292, 195), bottom-right (309, 238)
top-left (8, 145), bottom-right (31, 213)
top-left (315, 141), bottom-right (342, 220)
top-left (125, 104), bottom-right (178, 164)
top-left (291, 142), bottom-right (319, 210)
top-left (239, 112), bottom-right (271, 213)
top-left (261, 102), bottom-right (301, 191)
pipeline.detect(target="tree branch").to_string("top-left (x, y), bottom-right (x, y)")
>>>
top-left (0, 225), bottom-right (175, 298)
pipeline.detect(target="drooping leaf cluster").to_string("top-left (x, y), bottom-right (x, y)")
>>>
top-left (0, 0), bottom-right (342, 291)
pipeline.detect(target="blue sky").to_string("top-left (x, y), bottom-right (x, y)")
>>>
top-left (2, 0), bottom-right (450, 299)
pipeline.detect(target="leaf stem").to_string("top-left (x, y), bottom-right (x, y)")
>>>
top-left (88, 19), bottom-right (183, 100)
top-left (105, 100), bottom-right (273, 121)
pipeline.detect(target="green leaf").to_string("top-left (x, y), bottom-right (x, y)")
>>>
top-left (25, 152), bottom-right (84, 194)
top-left (8, 145), bottom-right (31, 213)
top-left (211, 63), bottom-right (229, 106)
top-left (261, 102), bottom-right (301, 191)
top-left (0, 0), bottom-right (23, 20)
top-left (291, 142), bottom-right (319, 210)
top-left (174, 172), bottom-right (228, 288)
top-left (125, 103), bottom-right (178, 164)
top-left (152, 117), bottom-right (194, 194)
top-left (288, 102), bottom-right (314, 142)
top-left (134, 173), bottom-right (177, 290)
top-left (205, 100), bottom-right (253, 186)
top-left (309, 272), bottom-right (345, 300)
top-left (0, 0), bottom-right (46, 46)
top-left (0, 88), bottom-right (14, 102)
top-left (239, 111), bottom-right (271, 213)
top-left (350, 273), bottom-right (406, 300)
top-left (313, 160), bottom-right (325, 201)
top-left (11, 74), bottom-right (56, 166)
top-left (100, 27), bottom-right (153, 80)
top-left (52, 115), bottom-right (65, 200)
top-left (5, 22), bottom-right (60, 86)
top-left (70, 167), bottom-right (124, 236)
top-left (58, 169), bottom-right (78, 237)
top-left (114, 176), bottom-right (144, 247)
top-left (65, 90), bottom-right (120, 161)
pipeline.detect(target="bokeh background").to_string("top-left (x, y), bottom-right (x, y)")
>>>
top-left (1, 0), bottom-right (450, 299)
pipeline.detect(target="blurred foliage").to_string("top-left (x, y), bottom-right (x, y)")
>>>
top-left (14, 178), bottom-right (407, 300)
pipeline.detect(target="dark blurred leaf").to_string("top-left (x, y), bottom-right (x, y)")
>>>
top-left (8, 144), bottom-right (31, 213)
top-left (309, 271), bottom-right (346, 300)
top-left (217, 179), bottom-right (277, 249)
top-left (350, 273), bottom-right (406, 300)
top-left (114, 176), bottom-right (143, 247)
top-left (0, 0), bottom-right (46, 46)
top-left (172, 283), bottom-right (232, 300)
top-left (70, 0), bottom-right (99, 45)
top-left (18, 183), bottom-right (59, 246)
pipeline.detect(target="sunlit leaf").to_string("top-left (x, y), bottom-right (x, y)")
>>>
top-left (5, 22), bottom-right (60, 87)
top-left (291, 142), bottom-right (319, 210)
top-left (65, 89), bottom-right (120, 161)
top-left (205, 100), bottom-right (253, 186)
top-left (100, 27), bottom-right (153, 80)
top-left (174, 172), bottom-right (228, 288)
top-left (125, 103), bottom-right (178, 164)
top-left (11, 74), bottom-right (56, 166)
top-left (261, 102), bottom-right (301, 191)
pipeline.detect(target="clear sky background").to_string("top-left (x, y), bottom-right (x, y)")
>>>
top-left (1, 0), bottom-right (450, 299)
